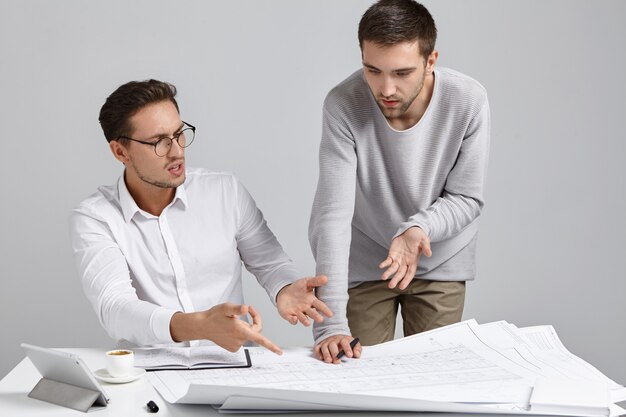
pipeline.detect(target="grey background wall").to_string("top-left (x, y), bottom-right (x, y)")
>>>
top-left (1, 0), bottom-right (624, 383)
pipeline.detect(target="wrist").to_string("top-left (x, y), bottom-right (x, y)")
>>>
top-left (170, 311), bottom-right (206, 342)
top-left (276, 284), bottom-right (291, 303)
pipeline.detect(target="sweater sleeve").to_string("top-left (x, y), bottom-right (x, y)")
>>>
top-left (395, 97), bottom-right (491, 242)
top-left (234, 177), bottom-right (300, 305)
top-left (308, 105), bottom-right (357, 343)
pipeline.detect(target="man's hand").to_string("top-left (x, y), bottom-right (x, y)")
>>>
top-left (170, 303), bottom-right (283, 355)
top-left (276, 275), bottom-right (333, 326)
top-left (379, 226), bottom-right (432, 290)
top-left (314, 334), bottom-right (362, 364)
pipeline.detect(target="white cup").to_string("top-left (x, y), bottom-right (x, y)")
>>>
top-left (105, 349), bottom-right (134, 378)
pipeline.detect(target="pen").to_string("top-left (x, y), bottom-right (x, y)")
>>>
top-left (335, 337), bottom-right (360, 360)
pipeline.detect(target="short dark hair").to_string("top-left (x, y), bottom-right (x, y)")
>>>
top-left (358, 0), bottom-right (437, 59)
top-left (98, 79), bottom-right (179, 143)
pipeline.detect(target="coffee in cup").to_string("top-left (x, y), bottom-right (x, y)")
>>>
top-left (105, 349), bottom-right (134, 377)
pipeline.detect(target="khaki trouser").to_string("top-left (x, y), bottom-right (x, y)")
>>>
top-left (347, 279), bottom-right (466, 346)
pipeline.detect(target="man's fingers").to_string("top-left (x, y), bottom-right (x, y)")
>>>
top-left (314, 336), bottom-right (358, 363)
top-left (320, 343), bottom-right (333, 363)
top-left (314, 344), bottom-right (323, 360)
top-left (305, 275), bottom-right (328, 289)
top-left (296, 311), bottom-right (311, 327)
top-left (224, 303), bottom-right (248, 317)
top-left (328, 343), bottom-right (341, 364)
top-left (379, 256), bottom-right (393, 269)
top-left (389, 264), bottom-right (410, 288)
top-left (320, 341), bottom-right (339, 363)
top-left (396, 263), bottom-right (408, 282)
top-left (248, 305), bottom-right (263, 330)
top-left (248, 331), bottom-right (283, 355)
top-left (381, 260), bottom-right (400, 281)
top-left (401, 264), bottom-right (418, 290)
top-left (338, 338), bottom-right (355, 359)
top-left (387, 273), bottom-right (401, 289)
top-left (394, 262), bottom-right (413, 290)
top-left (398, 270), bottom-right (414, 290)
top-left (421, 239), bottom-right (432, 257)
top-left (282, 314), bottom-right (298, 325)
top-left (312, 299), bottom-right (333, 318)
top-left (306, 307), bottom-right (324, 323)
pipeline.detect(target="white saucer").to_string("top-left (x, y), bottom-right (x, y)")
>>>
top-left (94, 367), bottom-right (146, 384)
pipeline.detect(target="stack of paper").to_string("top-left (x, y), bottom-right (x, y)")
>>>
top-left (145, 320), bottom-right (626, 416)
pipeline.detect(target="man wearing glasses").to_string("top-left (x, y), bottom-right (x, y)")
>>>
top-left (70, 79), bottom-right (331, 354)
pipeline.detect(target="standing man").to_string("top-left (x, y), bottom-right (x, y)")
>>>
top-left (310, 0), bottom-right (490, 363)
top-left (70, 79), bottom-right (332, 354)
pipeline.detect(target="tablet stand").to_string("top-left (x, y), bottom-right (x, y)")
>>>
top-left (29, 377), bottom-right (105, 412)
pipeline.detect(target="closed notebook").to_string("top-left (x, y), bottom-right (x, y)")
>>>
top-left (134, 346), bottom-right (251, 371)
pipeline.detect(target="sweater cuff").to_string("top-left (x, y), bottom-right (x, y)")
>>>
top-left (269, 280), bottom-right (296, 307)
top-left (313, 322), bottom-right (352, 345)
top-left (395, 221), bottom-right (430, 240)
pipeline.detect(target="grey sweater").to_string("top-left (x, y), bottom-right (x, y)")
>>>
top-left (309, 67), bottom-right (491, 342)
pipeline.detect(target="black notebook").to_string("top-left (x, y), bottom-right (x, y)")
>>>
top-left (134, 346), bottom-right (251, 371)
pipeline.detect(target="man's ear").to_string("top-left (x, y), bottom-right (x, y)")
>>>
top-left (426, 50), bottom-right (439, 75)
top-left (109, 140), bottom-right (129, 165)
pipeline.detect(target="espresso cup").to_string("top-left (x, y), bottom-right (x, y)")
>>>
top-left (105, 349), bottom-right (134, 378)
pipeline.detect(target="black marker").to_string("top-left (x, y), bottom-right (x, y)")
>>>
top-left (147, 400), bottom-right (159, 413)
top-left (335, 337), bottom-right (360, 360)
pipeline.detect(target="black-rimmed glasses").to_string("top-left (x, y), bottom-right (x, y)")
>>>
top-left (117, 121), bottom-right (196, 157)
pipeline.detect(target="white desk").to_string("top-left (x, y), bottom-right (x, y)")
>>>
top-left (0, 347), bottom-right (581, 417)
top-left (0, 348), bottom-right (262, 417)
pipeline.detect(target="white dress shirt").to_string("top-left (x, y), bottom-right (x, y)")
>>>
top-left (69, 168), bottom-right (299, 347)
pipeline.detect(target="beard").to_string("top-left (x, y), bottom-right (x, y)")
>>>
top-left (128, 157), bottom-right (185, 189)
top-left (375, 70), bottom-right (426, 121)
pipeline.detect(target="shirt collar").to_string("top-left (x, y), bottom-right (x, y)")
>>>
top-left (117, 173), bottom-right (189, 223)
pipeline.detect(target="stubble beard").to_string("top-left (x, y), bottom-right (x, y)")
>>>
top-left (377, 71), bottom-right (426, 121)
top-left (129, 158), bottom-right (185, 189)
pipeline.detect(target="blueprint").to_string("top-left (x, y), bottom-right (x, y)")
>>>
top-left (146, 320), bottom-right (625, 416)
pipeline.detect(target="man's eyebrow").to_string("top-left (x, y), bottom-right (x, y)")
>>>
top-left (393, 67), bottom-right (417, 73)
top-left (363, 63), bottom-right (417, 73)
top-left (147, 123), bottom-right (185, 140)
top-left (363, 62), bottom-right (381, 71)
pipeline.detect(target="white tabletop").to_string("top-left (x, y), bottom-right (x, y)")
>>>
top-left (0, 348), bottom-right (387, 416)
top-left (0, 347), bottom-right (557, 417)
top-left (0, 348), bottom-right (202, 416)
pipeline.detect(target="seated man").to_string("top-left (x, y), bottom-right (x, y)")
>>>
top-left (70, 79), bottom-right (331, 354)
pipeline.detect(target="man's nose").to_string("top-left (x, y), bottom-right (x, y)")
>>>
top-left (380, 76), bottom-right (396, 97)
top-left (167, 138), bottom-right (184, 157)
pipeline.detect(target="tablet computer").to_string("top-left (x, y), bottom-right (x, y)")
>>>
top-left (21, 343), bottom-right (109, 409)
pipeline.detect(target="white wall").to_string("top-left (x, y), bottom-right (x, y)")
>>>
top-left (1, 0), bottom-right (624, 383)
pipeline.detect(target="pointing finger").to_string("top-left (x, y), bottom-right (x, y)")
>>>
top-left (248, 330), bottom-right (283, 355)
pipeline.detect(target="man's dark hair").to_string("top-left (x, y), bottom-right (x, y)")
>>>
top-left (99, 79), bottom-right (179, 143)
top-left (358, 0), bottom-right (437, 59)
